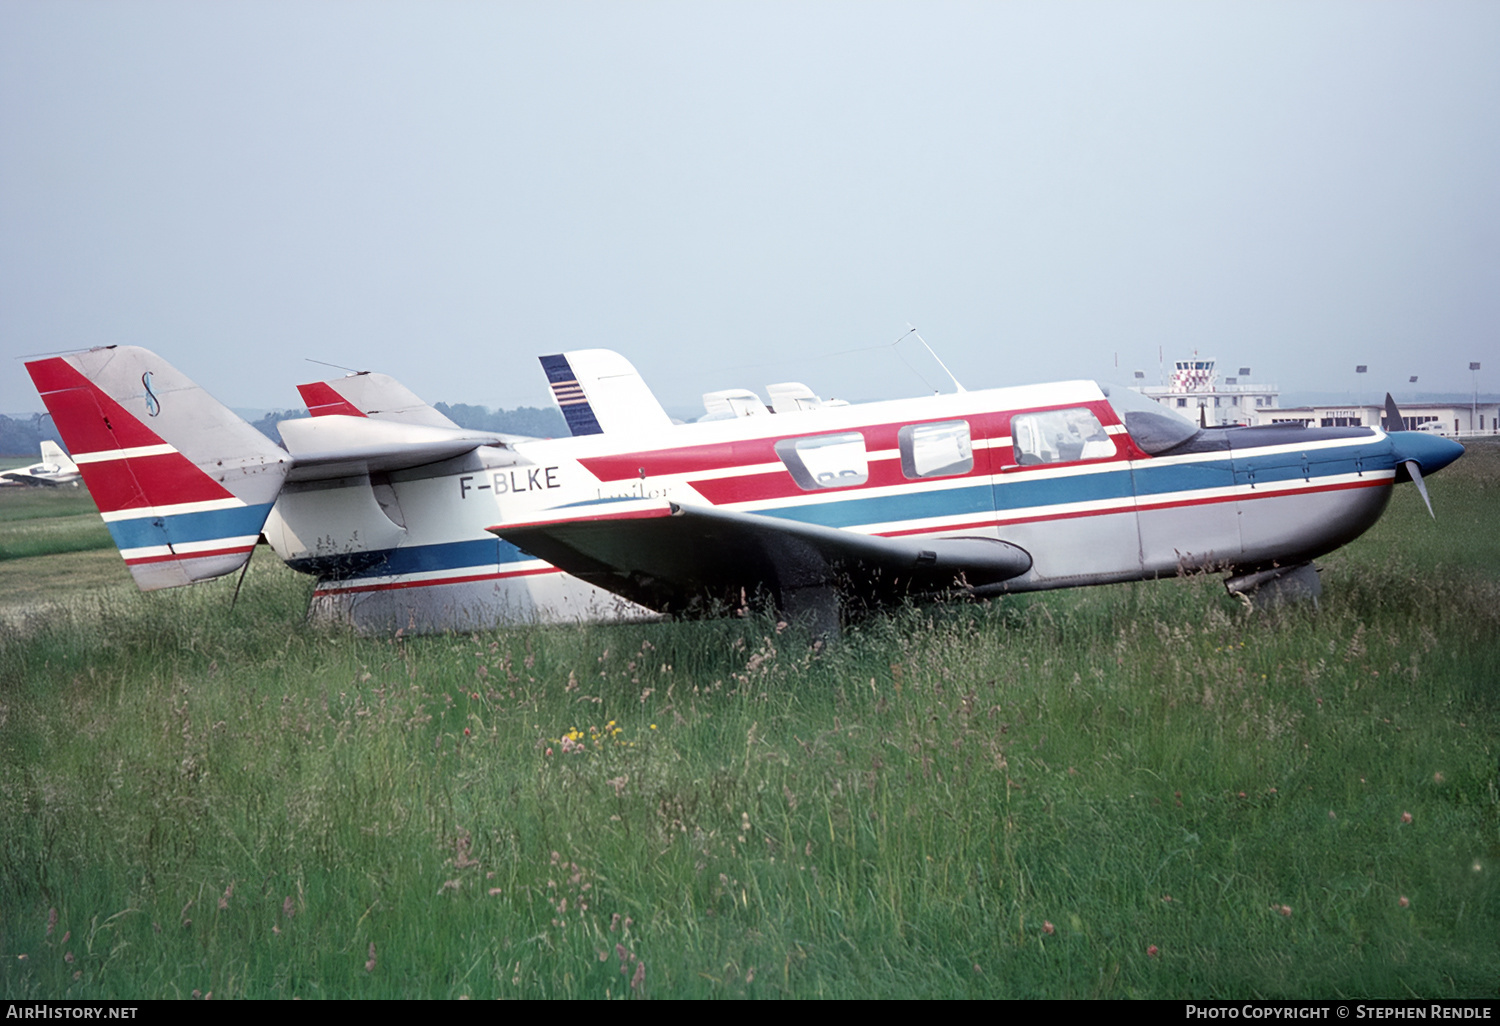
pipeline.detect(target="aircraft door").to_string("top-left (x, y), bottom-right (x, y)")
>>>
top-left (1096, 385), bottom-right (1243, 577)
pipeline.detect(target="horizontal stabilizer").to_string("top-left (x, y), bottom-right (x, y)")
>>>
top-left (278, 415), bottom-right (519, 480)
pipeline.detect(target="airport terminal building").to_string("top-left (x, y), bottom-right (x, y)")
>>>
top-left (1263, 401), bottom-right (1498, 436)
top-left (1132, 358), bottom-right (1497, 437)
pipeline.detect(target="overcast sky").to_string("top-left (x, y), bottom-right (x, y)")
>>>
top-left (3, 1), bottom-right (1497, 417)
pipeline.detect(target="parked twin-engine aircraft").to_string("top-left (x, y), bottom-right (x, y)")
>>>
top-left (0, 440), bottom-right (81, 487)
top-left (25, 345), bottom-right (1463, 634)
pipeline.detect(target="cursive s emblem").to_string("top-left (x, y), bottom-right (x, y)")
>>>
top-left (142, 372), bottom-right (160, 417)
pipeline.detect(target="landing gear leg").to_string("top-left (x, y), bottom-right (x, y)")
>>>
top-left (779, 582), bottom-right (842, 643)
top-left (1225, 562), bottom-right (1322, 610)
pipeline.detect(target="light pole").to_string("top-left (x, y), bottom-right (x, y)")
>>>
top-left (1471, 362), bottom-right (1481, 435)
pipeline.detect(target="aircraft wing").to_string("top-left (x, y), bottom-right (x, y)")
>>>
top-left (488, 499), bottom-right (1031, 615)
top-left (0, 471), bottom-right (65, 487)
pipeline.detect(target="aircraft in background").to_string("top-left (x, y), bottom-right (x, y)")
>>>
top-left (25, 345), bottom-right (1464, 634)
top-left (0, 440), bottom-right (81, 488)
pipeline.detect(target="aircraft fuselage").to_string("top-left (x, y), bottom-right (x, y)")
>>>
top-left (265, 378), bottom-right (1453, 631)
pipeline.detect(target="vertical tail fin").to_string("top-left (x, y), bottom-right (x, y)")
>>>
top-left (26, 346), bottom-right (291, 590)
top-left (38, 440), bottom-right (78, 475)
top-left (539, 350), bottom-right (673, 436)
top-left (297, 372), bottom-right (460, 429)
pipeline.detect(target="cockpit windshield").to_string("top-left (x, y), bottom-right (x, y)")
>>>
top-left (1099, 383), bottom-right (1199, 455)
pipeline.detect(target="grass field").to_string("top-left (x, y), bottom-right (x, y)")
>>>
top-left (0, 483), bottom-right (112, 563)
top-left (0, 446), bottom-right (1496, 999)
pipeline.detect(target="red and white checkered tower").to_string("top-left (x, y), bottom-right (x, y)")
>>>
top-left (1170, 358), bottom-right (1216, 393)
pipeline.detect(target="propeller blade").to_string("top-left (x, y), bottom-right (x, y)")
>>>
top-left (1403, 459), bottom-right (1435, 519)
top-left (1388, 392), bottom-right (1438, 517)
top-left (1384, 392), bottom-right (1406, 432)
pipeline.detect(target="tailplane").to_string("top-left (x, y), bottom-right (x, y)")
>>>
top-left (26, 346), bottom-right (291, 590)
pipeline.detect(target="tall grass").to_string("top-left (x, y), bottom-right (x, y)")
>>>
top-left (1, 447), bottom-right (1496, 998)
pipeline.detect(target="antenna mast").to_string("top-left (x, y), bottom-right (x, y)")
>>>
top-left (907, 327), bottom-right (967, 394)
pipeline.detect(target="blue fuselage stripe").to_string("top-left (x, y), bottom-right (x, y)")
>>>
top-left (749, 440), bottom-right (1389, 531)
top-left (106, 503), bottom-right (277, 550)
top-left (297, 537), bottom-right (539, 581)
top-left (758, 483), bottom-right (994, 528)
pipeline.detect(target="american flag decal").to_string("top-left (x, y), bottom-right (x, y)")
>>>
top-left (549, 379), bottom-right (588, 406)
top-left (538, 354), bottom-right (604, 436)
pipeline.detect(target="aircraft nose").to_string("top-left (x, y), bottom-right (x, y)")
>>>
top-left (1388, 431), bottom-right (1465, 476)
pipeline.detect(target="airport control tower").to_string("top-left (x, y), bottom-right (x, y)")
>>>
top-left (1133, 357), bottom-right (1280, 426)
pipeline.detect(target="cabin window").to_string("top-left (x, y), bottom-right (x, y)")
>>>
top-left (1010, 409), bottom-right (1113, 466)
top-left (776, 432), bottom-right (870, 490)
top-left (898, 421), bottom-right (973, 479)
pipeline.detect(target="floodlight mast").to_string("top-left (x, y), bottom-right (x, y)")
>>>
top-left (1471, 362), bottom-right (1481, 435)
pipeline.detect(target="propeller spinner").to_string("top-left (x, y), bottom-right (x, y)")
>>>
top-left (1384, 393), bottom-right (1465, 519)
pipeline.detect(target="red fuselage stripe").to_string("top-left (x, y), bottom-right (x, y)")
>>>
top-left (124, 544), bottom-right (256, 565)
top-left (576, 405), bottom-right (1122, 483)
top-left (875, 476), bottom-right (1391, 536)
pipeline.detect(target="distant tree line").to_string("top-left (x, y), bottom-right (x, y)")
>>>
top-left (432, 403), bottom-right (568, 438)
top-left (248, 409), bottom-right (308, 445)
top-left (246, 403), bottom-right (566, 444)
top-left (248, 404), bottom-right (567, 444)
top-left (0, 414), bottom-right (52, 457)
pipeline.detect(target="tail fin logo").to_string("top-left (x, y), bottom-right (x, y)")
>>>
top-left (142, 372), bottom-right (160, 417)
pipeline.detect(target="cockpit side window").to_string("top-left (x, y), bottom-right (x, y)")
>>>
top-left (1010, 408), bottom-right (1114, 465)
